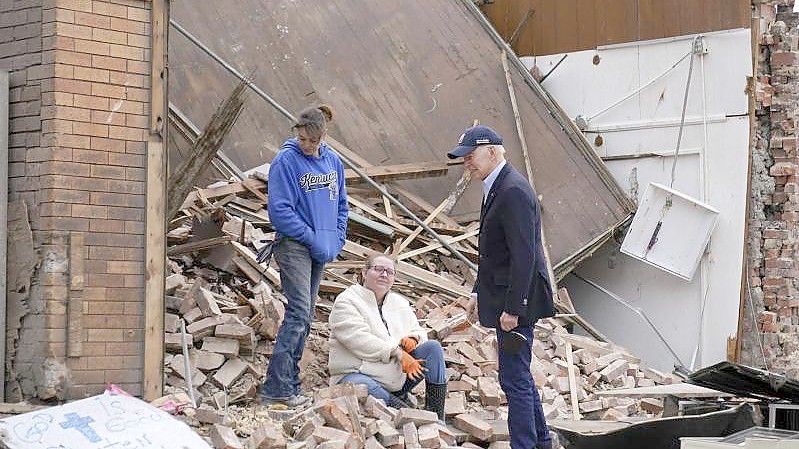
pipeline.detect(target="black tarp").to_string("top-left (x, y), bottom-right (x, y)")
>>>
top-left (689, 361), bottom-right (799, 402)
top-left (553, 403), bottom-right (758, 449)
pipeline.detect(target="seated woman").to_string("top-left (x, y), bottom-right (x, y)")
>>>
top-left (328, 253), bottom-right (447, 420)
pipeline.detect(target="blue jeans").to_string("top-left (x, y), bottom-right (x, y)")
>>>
top-left (497, 326), bottom-right (550, 449)
top-left (338, 340), bottom-right (446, 403)
top-left (260, 239), bottom-right (324, 399)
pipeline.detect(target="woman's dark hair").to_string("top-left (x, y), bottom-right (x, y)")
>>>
top-left (292, 104), bottom-right (333, 139)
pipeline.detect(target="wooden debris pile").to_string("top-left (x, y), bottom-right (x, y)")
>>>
top-left (161, 168), bottom-right (680, 448)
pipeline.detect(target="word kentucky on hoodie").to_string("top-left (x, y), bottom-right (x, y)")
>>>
top-left (299, 171), bottom-right (339, 200)
top-left (267, 138), bottom-right (348, 264)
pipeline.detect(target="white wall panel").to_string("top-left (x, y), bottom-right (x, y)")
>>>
top-left (523, 29), bottom-right (752, 371)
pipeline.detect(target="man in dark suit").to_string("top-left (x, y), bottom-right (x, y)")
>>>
top-left (448, 125), bottom-right (555, 449)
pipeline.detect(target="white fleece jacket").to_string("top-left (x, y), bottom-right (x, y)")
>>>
top-left (328, 284), bottom-right (428, 391)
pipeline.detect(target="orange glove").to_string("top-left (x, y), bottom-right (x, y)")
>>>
top-left (399, 336), bottom-right (419, 353)
top-left (399, 351), bottom-right (426, 381)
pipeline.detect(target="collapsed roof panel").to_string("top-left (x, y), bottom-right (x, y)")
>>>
top-left (689, 361), bottom-right (799, 402)
top-left (168, 0), bottom-right (633, 268)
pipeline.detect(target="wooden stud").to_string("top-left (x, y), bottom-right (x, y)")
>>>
top-left (143, 0), bottom-right (169, 401)
top-left (565, 341), bottom-right (581, 420)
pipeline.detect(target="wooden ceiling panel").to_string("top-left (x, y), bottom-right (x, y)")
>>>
top-left (169, 0), bottom-right (632, 266)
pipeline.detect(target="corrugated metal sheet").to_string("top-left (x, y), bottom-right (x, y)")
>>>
top-left (482, 0), bottom-right (751, 56)
top-left (168, 0), bottom-right (633, 267)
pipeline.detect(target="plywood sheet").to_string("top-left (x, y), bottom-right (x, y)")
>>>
top-left (483, 0), bottom-right (750, 56)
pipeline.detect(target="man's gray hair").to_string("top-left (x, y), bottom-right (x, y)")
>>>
top-left (491, 144), bottom-right (506, 156)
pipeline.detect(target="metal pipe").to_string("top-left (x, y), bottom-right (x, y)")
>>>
top-left (170, 19), bottom-right (479, 272)
top-left (180, 319), bottom-right (197, 408)
top-left (573, 272), bottom-right (689, 371)
top-left (539, 54), bottom-right (567, 85)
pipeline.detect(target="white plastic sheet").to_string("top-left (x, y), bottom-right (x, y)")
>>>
top-left (0, 390), bottom-right (211, 449)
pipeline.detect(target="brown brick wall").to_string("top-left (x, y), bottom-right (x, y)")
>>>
top-left (1, 0), bottom-right (151, 400)
top-left (740, 0), bottom-right (799, 376)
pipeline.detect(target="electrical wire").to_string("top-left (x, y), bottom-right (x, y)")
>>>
top-left (587, 51), bottom-right (692, 122)
top-left (668, 37), bottom-right (699, 188)
top-left (746, 262), bottom-right (770, 371)
top-left (573, 272), bottom-right (689, 371)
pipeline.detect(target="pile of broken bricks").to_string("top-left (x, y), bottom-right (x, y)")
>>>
top-left (158, 173), bottom-right (682, 448)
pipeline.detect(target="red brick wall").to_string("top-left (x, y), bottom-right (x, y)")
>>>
top-left (1, 0), bottom-right (152, 400)
top-left (740, 0), bottom-right (799, 376)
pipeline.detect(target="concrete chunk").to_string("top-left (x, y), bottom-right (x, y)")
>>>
top-left (184, 307), bottom-right (203, 323)
top-left (364, 437), bottom-right (386, 449)
top-left (365, 395), bottom-right (397, 423)
top-left (417, 424), bottom-right (440, 448)
top-left (315, 383), bottom-right (369, 403)
top-left (317, 442), bottom-right (347, 449)
top-left (640, 397), bottom-right (664, 414)
top-left (488, 442), bottom-right (511, 449)
top-left (395, 408), bottom-right (438, 427)
top-left (295, 415), bottom-right (325, 441)
top-left (318, 400), bottom-right (354, 433)
top-left (311, 426), bottom-right (358, 449)
top-left (376, 421), bottom-right (401, 447)
top-left (249, 420), bottom-right (287, 449)
top-left (477, 377), bottom-right (503, 407)
top-left (196, 406), bottom-right (226, 425)
top-left (164, 313), bottom-right (181, 333)
top-left (599, 360), bottom-right (629, 382)
top-left (202, 336), bottom-right (240, 357)
top-left (164, 332), bottom-right (190, 352)
top-left (212, 357), bottom-right (249, 388)
top-left (578, 399), bottom-right (604, 413)
top-left (403, 422), bottom-right (420, 449)
top-left (198, 287), bottom-right (223, 317)
top-left (192, 349), bottom-right (226, 371)
top-left (210, 424), bottom-right (244, 449)
top-left (452, 414), bottom-right (493, 441)
top-left (169, 354), bottom-right (206, 387)
top-left (180, 277), bottom-right (208, 315)
top-left (444, 392), bottom-right (466, 417)
top-left (165, 273), bottom-right (186, 295)
top-left (488, 420), bottom-right (509, 443)
top-left (216, 322), bottom-right (255, 342)
top-left (187, 315), bottom-right (228, 341)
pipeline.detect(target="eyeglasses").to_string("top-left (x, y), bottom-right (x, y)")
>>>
top-left (369, 265), bottom-right (396, 276)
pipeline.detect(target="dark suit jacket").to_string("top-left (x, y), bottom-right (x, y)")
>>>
top-left (475, 162), bottom-right (555, 328)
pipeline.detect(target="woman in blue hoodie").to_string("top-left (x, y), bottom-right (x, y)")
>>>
top-left (259, 105), bottom-right (348, 407)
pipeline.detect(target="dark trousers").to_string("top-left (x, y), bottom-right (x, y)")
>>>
top-left (260, 239), bottom-right (323, 399)
top-left (497, 326), bottom-right (550, 449)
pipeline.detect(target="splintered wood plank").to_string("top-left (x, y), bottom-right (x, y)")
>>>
top-left (143, 0), bottom-right (168, 401)
top-left (397, 229), bottom-right (479, 261)
top-left (348, 196), bottom-right (414, 234)
top-left (343, 240), bottom-right (471, 298)
top-left (565, 341), bottom-right (582, 420)
top-left (393, 186), bottom-right (464, 230)
top-left (167, 236), bottom-right (233, 256)
top-left (231, 241), bottom-right (281, 287)
top-left (180, 178), bottom-right (266, 211)
top-left (394, 198), bottom-right (451, 254)
top-left (345, 161), bottom-right (455, 184)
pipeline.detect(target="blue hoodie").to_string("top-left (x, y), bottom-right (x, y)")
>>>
top-left (267, 138), bottom-right (348, 263)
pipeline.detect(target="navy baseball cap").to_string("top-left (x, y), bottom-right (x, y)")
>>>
top-left (447, 125), bottom-right (503, 159)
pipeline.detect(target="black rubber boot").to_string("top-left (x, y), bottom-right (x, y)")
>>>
top-left (425, 383), bottom-right (447, 421)
top-left (386, 393), bottom-right (412, 409)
